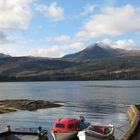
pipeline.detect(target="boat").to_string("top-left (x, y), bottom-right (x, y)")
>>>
top-left (77, 124), bottom-right (115, 140)
top-left (50, 116), bottom-right (90, 140)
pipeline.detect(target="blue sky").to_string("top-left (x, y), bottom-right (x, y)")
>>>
top-left (0, 0), bottom-right (140, 57)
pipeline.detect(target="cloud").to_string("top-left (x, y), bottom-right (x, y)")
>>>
top-left (76, 5), bottom-right (140, 41)
top-left (0, 32), bottom-right (15, 44)
top-left (0, 0), bottom-right (33, 31)
top-left (31, 41), bottom-right (85, 58)
top-left (37, 33), bottom-right (85, 57)
top-left (81, 3), bottom-right (96, 16)
top-left (64, 42), bottom-right (85, 50)
top-left (101, 39), bottom-right (137, 50)
top-left (36, 2), bottom-right (64, 21)
top-left (46, 35), bottom-right (71, 43)
top-left (113, 40), bottom-right (137, 50)
top-left (31, 45), bottom-right (64, 58)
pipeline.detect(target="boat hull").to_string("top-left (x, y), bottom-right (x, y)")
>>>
top-left (78, 128), bottom-right (115, 140)
top-left (78, 131), bottom-right (114, 140)
top-left (51, 131), bottom-right (78, 140)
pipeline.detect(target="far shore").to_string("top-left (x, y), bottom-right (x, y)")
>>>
top-left (0, 99), bottom-right (63, 114)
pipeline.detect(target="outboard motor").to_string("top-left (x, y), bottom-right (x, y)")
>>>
top-left (79, 116), bottom-right (85, 122)
top-left (36, 127), bottom-right (48, 140)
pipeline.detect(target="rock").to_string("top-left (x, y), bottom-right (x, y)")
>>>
top-left (0, 99), bottom-right (63, 113)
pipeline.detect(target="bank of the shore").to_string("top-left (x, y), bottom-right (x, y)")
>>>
top-left (0, 99), bottom-right (63, 114)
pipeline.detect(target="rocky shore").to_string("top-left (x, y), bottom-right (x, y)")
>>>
top-left (0, 99), bottom-right (63, 113)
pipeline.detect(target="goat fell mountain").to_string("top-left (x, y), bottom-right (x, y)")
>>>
top-left (0, 43), bottom-right (140, 81)
top-left (63, 43), bottom-right (123, 61)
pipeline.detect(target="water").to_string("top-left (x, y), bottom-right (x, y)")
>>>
top-left (0, 80), bottom-right (140, 139)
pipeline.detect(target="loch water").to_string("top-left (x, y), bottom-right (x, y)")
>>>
top-left (0, 80), bottom-right (140, 138)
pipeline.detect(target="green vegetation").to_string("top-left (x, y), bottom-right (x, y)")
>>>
top-left (0, 107), bottom-right (16, 114)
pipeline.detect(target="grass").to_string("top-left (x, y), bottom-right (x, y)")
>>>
top-left (0, 107), bottom-right (16, 114)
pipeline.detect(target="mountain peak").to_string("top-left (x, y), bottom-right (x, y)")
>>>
top-left (87, 41), bottom-right (112, 50)
top-left (63, 42), bottom-right (122, 61)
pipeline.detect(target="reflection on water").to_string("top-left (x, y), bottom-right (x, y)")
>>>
top-left (0, 81), bottom-right (140, 138)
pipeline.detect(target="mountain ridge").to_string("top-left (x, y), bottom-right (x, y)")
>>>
top-left (0, 42), bottom-right (140, 81)
top-left (62, 42), bottom-right (140, 61)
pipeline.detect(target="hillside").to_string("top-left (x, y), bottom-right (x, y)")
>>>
top-left (0, 57), bottom-right (79, 81)
top-left (0, 43), bottom-right (140, 81)
top-left (0, 53), bottom-right (11, 59)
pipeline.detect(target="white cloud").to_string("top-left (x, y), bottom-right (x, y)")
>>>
top-left (0, 32), bottom-right (15, 44)
top-left (76, 5), bottom-right (140, 41)
top-left (0, 0), bottom-right (33, 31)
top-left (81, 3), bottom-right (96, 16)
top-left (36, 2), bottom-right (64, 21)
top-left (64, 42), bottom-right (85, 50)
top-left (0, 44), bottom-right (9, 54)
top-left (31, 45), bottom-right (64, 58)
top-left (113, 40), bottom-right (137, 50)
top-left (46, 35), bottom-right (71, 43)
top-left (31, 41), bottom-right (85, 58)
top-left (101, 39), bottom-right (137, 50)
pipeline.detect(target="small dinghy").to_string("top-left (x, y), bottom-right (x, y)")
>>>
top-left (78, 124), bottom-right (115, 140)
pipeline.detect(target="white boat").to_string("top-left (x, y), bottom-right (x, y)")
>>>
top-left (78, 124), bottom-right (115, 140)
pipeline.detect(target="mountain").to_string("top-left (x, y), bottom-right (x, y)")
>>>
top-left (0, 42), bottom-right (140, 81)
top-left (62, 43), bottom-right (125, 61)
top-left (0, 56), bottom-right (80, 81)
top-left (0, 53), bottom-right (11, 59)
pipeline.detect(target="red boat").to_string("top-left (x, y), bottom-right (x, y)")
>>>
top-left (50, 116), bottom-right (90, 140)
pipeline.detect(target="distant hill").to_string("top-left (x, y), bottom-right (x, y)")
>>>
top-left (0, 42), bottom-right (140, 81)
top-left (0, 56), bottom-right (81, 81)
top-left (0, 53), bottom-right (11, 59)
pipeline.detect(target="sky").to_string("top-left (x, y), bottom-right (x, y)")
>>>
top-left (0, 0), bottom-right (140, 58)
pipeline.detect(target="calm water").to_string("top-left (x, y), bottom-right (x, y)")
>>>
top-left (0, 80), bottom-right (140, 138)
